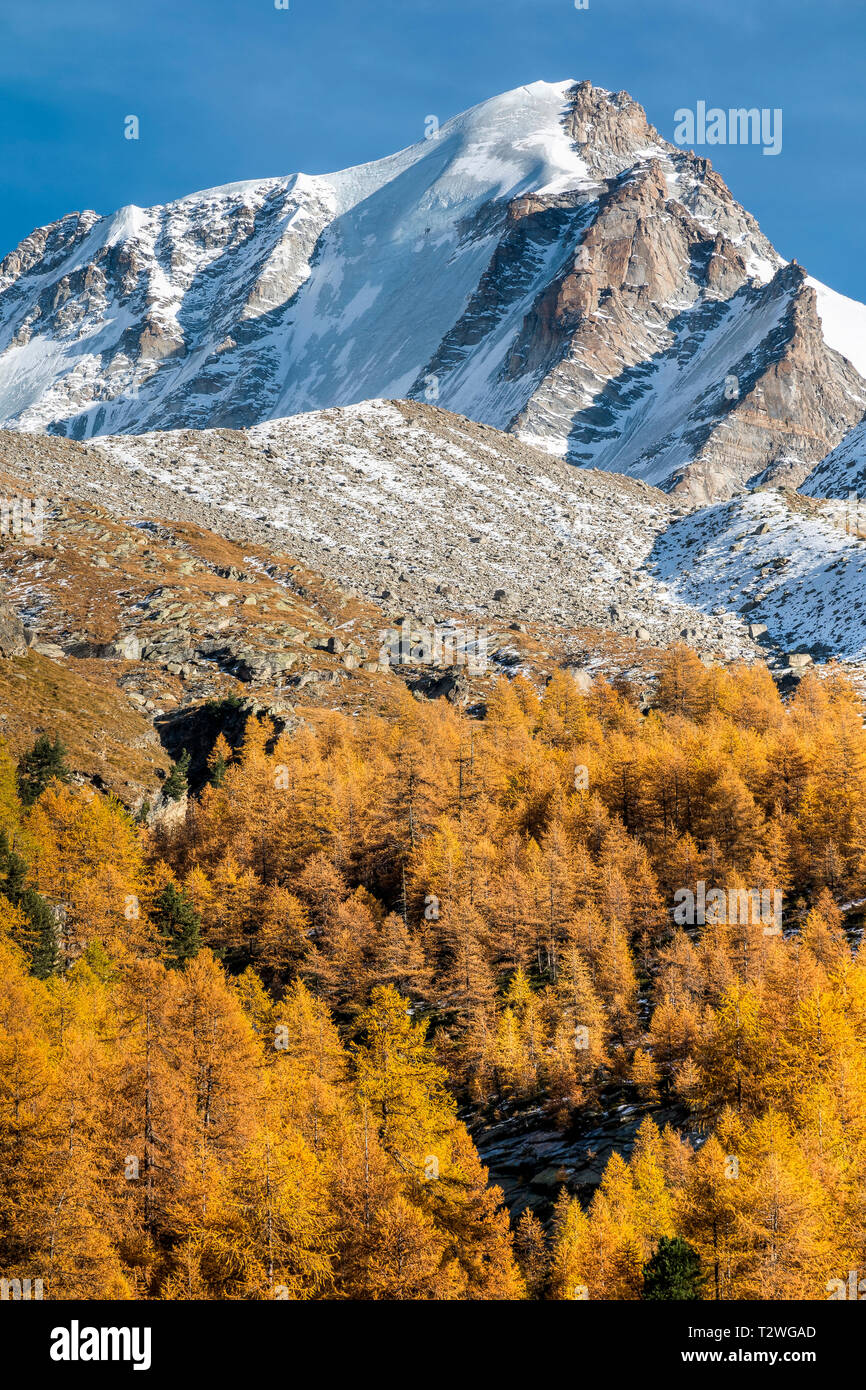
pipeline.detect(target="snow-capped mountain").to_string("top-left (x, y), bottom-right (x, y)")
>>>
top-left (1, 78), bottom-right (864, 501)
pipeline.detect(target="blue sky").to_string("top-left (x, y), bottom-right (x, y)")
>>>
top-left (1, 0), bottom-right (864, 297)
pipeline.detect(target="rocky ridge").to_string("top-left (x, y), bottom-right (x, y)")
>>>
top-left (0, 400), bottom-right (761, 657)
top-left (5, 398), bottom-right (866, 663)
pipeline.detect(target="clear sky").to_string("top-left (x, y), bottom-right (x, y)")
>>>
top-left (1, 0), bottom-right (864, 298)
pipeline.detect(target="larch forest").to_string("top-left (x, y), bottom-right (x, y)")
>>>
top-left (3, 650), bottom-right (866, 1301)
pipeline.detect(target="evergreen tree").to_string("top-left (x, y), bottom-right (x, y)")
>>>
top-left (163, 750), bottom-right (191, 802)
top-left (21, 888), bottom-right (61, 978)
top-left (153, 883), bottom-right (201, 966)
top-left (0, 831), bottom-right (60, 976)
top-left (16, 734), bottom-right (70, 806)
top-left (208, 734), bottom-right (231, 789)
top-left (642, 1236), bottom-right (705, 1300)
top-left (0, 829), bottom-right (28, 898)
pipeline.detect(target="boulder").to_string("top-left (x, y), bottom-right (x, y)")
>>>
top-left (232, 649), bottom-right (297, 683)
top-left (105, 632), bottom-right (141, 660)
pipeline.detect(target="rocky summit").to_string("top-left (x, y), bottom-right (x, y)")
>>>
top-left (1, 79), bottom-right (866, 506)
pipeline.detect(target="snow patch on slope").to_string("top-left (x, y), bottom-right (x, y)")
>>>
top-left (650, 489), bottom-right (866, 657)
top-left (809, 277), bottom-right (866, 380)
top-left (800, 414), bottom-right (866, 498)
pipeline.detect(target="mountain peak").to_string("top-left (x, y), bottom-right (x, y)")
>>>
top-left (0, 77), bottom-right (863, 503)
top-left (563, 79), bottom-right (667, 176)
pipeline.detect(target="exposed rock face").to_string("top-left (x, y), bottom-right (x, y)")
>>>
top-left (506, 85), bottom-right (866, 502)
top-left (147, 791), bottom-right (188, 833)
top-left (563, 82), bottom-right (666, 178)
top-left (0, 179), bottom-right (335, 436)
top-left (471, 1097), bottom-right (698, 1217)
top-left (0, 79), bottom-right (863, 503)
top-left (651, 270), bottom-right (866, 502)
top-left (0, 587), bottom-right (27, 656)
